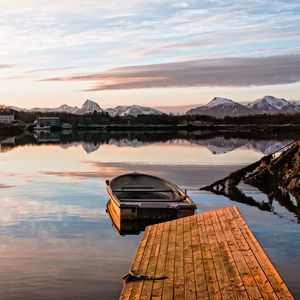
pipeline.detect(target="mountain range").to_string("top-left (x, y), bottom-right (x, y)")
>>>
top-left (186, 96), bottom-right (300, 117)
top-left (7, 95), bottom-right (300, 117)
top-left (9, 100), bottom-right (163, 117)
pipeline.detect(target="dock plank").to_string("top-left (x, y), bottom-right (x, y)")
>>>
top-left (230, 206), bottom-right (294, 300)
top-left (190, 216), bottom-right (209, 300)
top-left (211, 210), bottom-right (249, 300)
top-left (204, 211), bottom-right (234, 300)
top-left (129, 225), bottom-right (158, 300)
top-left (140, 222), bottom-right (164, 300)
top-left (161, 219), bottom-right (176, 300)
top-left (197, 213), bottom-right (222, 299)
top-left (216, 208), bottom-right (263, 299)
top-left (174, 217), bottom-right (185, 299)
top-left (151, 221), bottom-right (170, 299)
top-left (120, 206), bottom-right (294, 300)
top-left (183, 216), bottom-right (197, 299)
top-left (120, 226), bottom-right (152, 300)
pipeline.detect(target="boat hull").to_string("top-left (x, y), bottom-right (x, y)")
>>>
top-left (107, 183), bottom-right (196, 221)
top-left (107, 199), bottom-right (195, 235)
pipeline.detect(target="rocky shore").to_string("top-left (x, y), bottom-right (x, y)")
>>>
top-left (202, 140), bottom-right (299, 201)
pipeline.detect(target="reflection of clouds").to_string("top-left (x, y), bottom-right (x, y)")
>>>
top-left (0, 183), bottom-right (13, 188)
top-left (40, 165), bottom-right (127, 180)
top-left (2, 172), bottom-right (80, 187)
top-left (0, 198), bottom-right (106, 228)
top-left (0, 234), bottom-right (138, 299)
top-left (41, 162), bottom-right (241, 189)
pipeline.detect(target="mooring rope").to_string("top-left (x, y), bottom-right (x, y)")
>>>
top-left (270, 139), bottom-right (299, 156)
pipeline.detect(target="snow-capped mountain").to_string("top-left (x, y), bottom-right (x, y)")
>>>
top-left (186, 97), bottom-right (253, 117)
top-left (281, 101), bottom-right (300, 113)
top-left (55, 104), bottom-right (80, 114)
top-left (206, 97), bottom-right (236, 108)
top-left (76, 99), bottom-right (103, 114)
top-left (186, 96), bottom-right (300, 117)
top-left (6, 96), bottom-right (299, 117)
top-left (8, 100), bottom-right (163, 116)
top-left (8, 99), bottom-right (102, 115)
top-left (7, 104), bottom-right (79, 114)
top-left (247, 96), bottom-right (291, 113)
top-left (106, 105), bottom-right (163, 117)
top-left (30, 104), bottom-right (80, 114)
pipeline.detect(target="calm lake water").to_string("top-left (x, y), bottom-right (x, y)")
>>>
top-left (0, 132), bottom-right (299, 299)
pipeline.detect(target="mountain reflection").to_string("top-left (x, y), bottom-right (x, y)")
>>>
top-left (0, 130), bottom-right (298, 154)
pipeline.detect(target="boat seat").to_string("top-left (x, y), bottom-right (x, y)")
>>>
top-left (113, 188), bottom-right (173, 193)
top-left (118, 198), bottom-right (182, 202)
top-left (122, 186), bottom-right (154, 189)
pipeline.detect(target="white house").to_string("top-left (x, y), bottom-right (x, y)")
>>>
top-left (0, 111), bottom-right (15, 123)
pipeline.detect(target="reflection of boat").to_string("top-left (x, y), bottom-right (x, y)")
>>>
top-left (105, 172), bottom-right (197, 222)
top-left (34, 130), bottom-right (60, 142)
top-left (33, 120), bottom-right (51, 131)
top-left (33, 125), bottom-right (51, 131)
top-left (107, 200), bottom-right (165, 235)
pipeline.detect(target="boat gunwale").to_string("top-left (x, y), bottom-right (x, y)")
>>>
top-left (106, 172), bottom-right (197, 209)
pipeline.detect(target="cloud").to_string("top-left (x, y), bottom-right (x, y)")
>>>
top-left (25, 66), bottom-right (79, 74)
top-left (0, 183), bottom-right (14, 188)
top-left (0, 64), bottom-right (12, 69)
top-left (41, 53), bottom-right (300, 90)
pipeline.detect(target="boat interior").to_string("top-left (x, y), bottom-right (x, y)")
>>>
top-left (111, 174), bottom-right (185, 202)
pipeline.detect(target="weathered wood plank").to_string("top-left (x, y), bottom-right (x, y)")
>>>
top-left (205, 211), bottom-right (235, 300)
top-left (151, 221), bottom-right (171, 299)
top-left (211, 210), bottom-right (249, 300)
top-left (120, 226), bottom-right (152, 300)
top-left (217, 208), bottom-right (263, 299)
top-left (183, 216), bottom-right (197, 299)
top-left (230, 206), bottom-right (294, 300)
top-left (129, 224), bottom-right (158, 300)
top-left (120, 206), bottom-right (294, 300)
top-left (197, 213), bottom-right (222, 299)
top-left (224, 207), bottom-right (278, 300)
top-left (161, 219), bottom-right (176, 300)
top-left (140, 222), bottom-right (165, 300)
top-left (190, 215), bottom-right (209, 300)
top-left (174, 217), bottom-right (185, 299)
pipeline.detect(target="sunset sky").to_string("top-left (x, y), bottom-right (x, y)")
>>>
top-left (1, 0), bottom-right (300, 109)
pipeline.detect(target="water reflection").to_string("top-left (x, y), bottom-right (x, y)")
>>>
top-left (0, 130), bottom-right (298, 155)
top-left (0, 131), bottom-right (299, 299)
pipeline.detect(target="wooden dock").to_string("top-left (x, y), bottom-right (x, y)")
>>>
top-left (120, 206), bottom-right (294, 300)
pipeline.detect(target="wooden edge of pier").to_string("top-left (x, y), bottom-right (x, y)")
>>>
top-left (120, 205), bottom-right (294, 300)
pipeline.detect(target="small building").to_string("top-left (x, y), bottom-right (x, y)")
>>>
top-left (0, 110), bottom-right (15, 123)
top-left (36, 116), bottom-right (61, 127)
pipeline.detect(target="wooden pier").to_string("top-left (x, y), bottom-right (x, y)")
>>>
top-left (120, 206), bottom-right (294, 299)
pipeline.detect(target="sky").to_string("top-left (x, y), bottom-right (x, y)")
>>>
top-left (0, 0), bottom-right (300, 109)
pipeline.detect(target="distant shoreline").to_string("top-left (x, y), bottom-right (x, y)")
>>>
top-left (92, 123), bottom-right (300, 132)
top-left (1, 122), bottom-right (300, 146)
